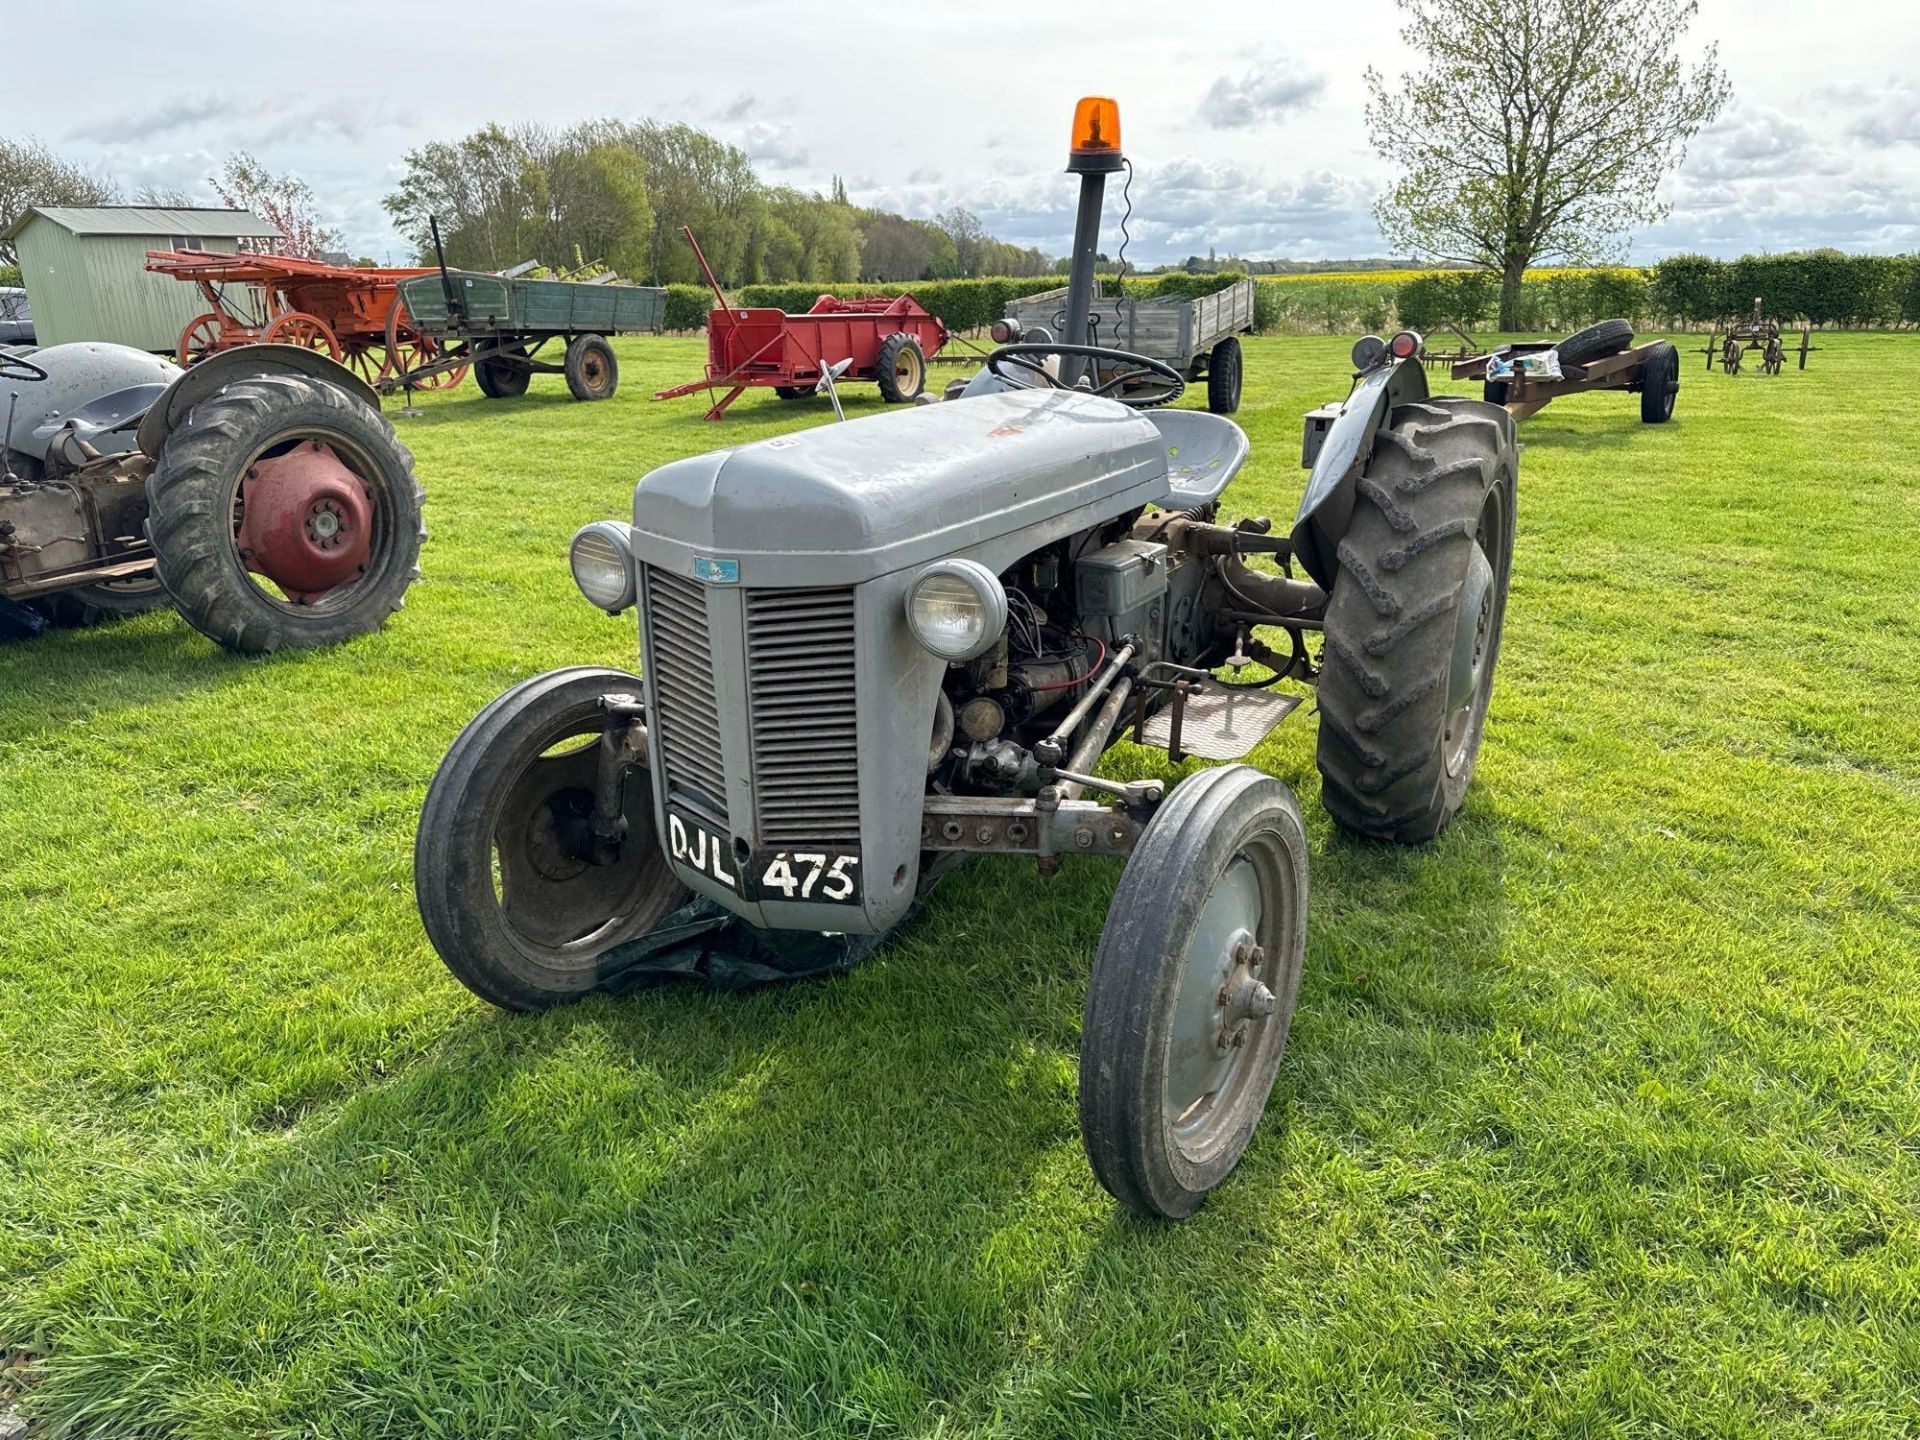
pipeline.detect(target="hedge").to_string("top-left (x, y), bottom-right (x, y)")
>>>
top-left (1647, 251), bottom-right (1917, 327)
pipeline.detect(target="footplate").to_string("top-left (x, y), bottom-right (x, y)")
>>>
top-left (1139, 684), bottom-right (1300, 761)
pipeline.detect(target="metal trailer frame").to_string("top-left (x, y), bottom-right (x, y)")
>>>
top-left (384, 254), bottom-right (668, 398)
top-left (1450, 338), bottom-right (1674, 421)
top-left (653, 228), bottom-right (950, 420)
top-left (1000, 277), bottom-right (1256, 411)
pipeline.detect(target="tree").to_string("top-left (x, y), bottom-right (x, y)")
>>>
top-left (0, 136), bottom-right (118, 267)
top-left (211, 152), bottom-right (338, 258)
top-left (1365, 0), bottom-right (1730, 328)
top-left (384, 126), bottom-right (547, 268)
top-left (938, 207), bottom-right (988, 278)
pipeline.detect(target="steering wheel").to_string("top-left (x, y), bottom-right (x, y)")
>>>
top-left (0, 351), bottom-right (48, 383)
top-left (987, 342), bottom-right (1185, 409)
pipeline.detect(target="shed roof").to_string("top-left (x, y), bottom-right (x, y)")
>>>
top-left (1, 206), bottom-right (282, 243)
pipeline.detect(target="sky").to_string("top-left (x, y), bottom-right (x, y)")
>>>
top-left (9, 0), bottom-right (1919, 267)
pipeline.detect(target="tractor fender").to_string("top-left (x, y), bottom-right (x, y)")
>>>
top-left (1287, 358), bottom-right (1430, 591)
top-left (136, 344), bottom-right (381, 459)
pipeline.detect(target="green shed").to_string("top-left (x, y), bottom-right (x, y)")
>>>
top-left (1, 206), bottom-right (282, 352)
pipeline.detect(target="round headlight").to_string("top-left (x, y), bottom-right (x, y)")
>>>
top-left (570, 521), bottom-right (636, 613)
top-left (906, 559), bottom-right (1007, 661)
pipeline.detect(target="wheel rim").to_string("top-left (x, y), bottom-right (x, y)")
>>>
top-left (227, 430), bottom-right (399, 613)
top-left (581, 348), bottom-right (610, 394)
top-left (264, 312), bottom-right (341, 359)
top-left (490, 728), bottom-right (660, 958)
top-left (896, 346), bottom-right (922, 393)
top-left (1162, 836), bottom-right (1295, 1163)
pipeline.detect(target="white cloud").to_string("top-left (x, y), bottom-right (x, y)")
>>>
top-left (1197, 62), bottom-right (1328, 129)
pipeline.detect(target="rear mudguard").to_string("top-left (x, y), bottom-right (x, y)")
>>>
top-left (135, 344), bottom-right (381, 459)
top-left (1288, 358), bottom-right (1430, 591)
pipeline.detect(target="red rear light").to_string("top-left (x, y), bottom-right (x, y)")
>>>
top-left (1388, 330), bottom-right (1422, 360)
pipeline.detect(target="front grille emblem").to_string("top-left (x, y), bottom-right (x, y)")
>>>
top-left (693, 556), bottom-right (739, 584)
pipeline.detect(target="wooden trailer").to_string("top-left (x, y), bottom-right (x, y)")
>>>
top-left (999, 276), bottom-right (1256, 413)
top-left (1450, 336), bottom-right (1680, 425)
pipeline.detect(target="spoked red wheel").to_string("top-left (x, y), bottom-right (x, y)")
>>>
top-left (177, 312), bottom-right (225, 366)
top-left (385, 299), bottom-right (469, 391)
top-left (340, 340), bottom-right (393, 386)
top-left (263, 311), bottom-right (342, 359)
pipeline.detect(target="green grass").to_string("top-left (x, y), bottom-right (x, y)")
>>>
top-left (3, 336), bottom-right (1918, 1438)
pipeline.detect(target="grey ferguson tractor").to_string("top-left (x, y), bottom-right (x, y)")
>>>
top-left (1, 341), bottom-right (421, 650)
top-left (415, 97), bottom-right (1517, 1219)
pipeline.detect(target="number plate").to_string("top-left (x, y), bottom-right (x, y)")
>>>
top-left (665, 811), bottom-right (862, 907)
top-left (745, 847), bottom-right (863, 906)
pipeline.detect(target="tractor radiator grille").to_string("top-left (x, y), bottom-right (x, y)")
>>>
top-left (643, 567), bottom-right (728, 821)
top-left (746, 587), bottom-right (861, 845)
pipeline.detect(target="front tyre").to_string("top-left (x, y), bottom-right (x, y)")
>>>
top-left (874, 332), bottom-right (927, 403)
top-left (415, 667), bottom-right (690, 1012)
top-left (1315, 397), bottom-right (1517, 843)
top-left (1079, 765), bottom-right (1309, 1220)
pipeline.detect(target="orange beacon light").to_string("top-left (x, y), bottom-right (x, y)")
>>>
top-left (1068, 96), bottom-right (1124, 174)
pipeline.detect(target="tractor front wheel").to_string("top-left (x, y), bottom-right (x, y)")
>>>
top-left (1079, 765), bottom-right (1309, 1219)
top-left (565, 334), bottom-right (619, 401)
top-left (144, 374), bottom-right (424, 653)
top-left (1315, 396), bottom-right (1517, 843)
top-left (416, 668), bottom-right (690, 1011)
top-left (875, 332), bottom-right (927, 404)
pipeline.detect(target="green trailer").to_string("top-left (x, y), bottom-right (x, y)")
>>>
top-left (389, 268), bottom-right (668, 402)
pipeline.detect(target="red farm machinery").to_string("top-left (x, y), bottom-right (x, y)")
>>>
top-left (654, 228), bottom-right (948, 419)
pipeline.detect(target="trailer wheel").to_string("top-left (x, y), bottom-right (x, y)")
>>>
top-left (565, 334), bottom-right (619, 401)
top-left (875, 332), bottom-right (927, 404)
top-left (1555, 318), bottom-right (1634, 368)
top-left (774, 385), bottom-right (814, 401)
top-left (1205, 336), bottom-right (1243, 413)
top-left (1079, 764), bottom-right (1308, 1220)
top-left (1639, 341), bottom-right (1679, 424)
top-left (416, 667), bottom-right (689, 1012)
top-left (144, 373), bottom-right (424, 654)
top-left (476, 345), bottom-right (532, 400)
top-left (1315, 396), bottom-right (1516, 843)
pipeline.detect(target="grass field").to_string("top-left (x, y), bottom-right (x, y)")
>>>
top-left (4, 335), bottom-right (1918, 1438)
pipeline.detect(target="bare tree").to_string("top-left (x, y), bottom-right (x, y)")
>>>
top-left (0, 136), bottom-right (119, 266)
top-left (1366, 0), bottom-right (1730, 328)
top-left (210, 152), bottom-right (338, 258)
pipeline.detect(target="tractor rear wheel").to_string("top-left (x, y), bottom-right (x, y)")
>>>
top-left (144, 373), bottom-right (424, 653)
top-left (875, 332), bottom-right (927, 403)
top-left (1205, 336), bottom-right (1243, 413)
top-left (1079, 764), bottom-right (1308, 1219)
top-left (1639, 341), bottom-right (1679, 423)
top-left (565, 334), bottom-right (618, 401)
top-left (1315, 396), bottom-right (1517, 843)
top-left (416, 667), bottom-right (689, 1012)
top-left (476, 345), bottom-right (532, 399)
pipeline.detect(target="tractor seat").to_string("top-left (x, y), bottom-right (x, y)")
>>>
top-left (1147, 410), bottom-right (1248, 510)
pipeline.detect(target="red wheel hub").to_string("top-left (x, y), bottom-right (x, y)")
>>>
top-left (236, 440), bottom-right (375, 602)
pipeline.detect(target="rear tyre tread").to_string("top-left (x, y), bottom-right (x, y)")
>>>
top-left (1315, 398), bottom-right (1516, 843)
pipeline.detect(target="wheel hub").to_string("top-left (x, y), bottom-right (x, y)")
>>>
top-left (1448, 540), bottom-right (1496, 713)
top-left (236, 440), bottom-right (375, 602)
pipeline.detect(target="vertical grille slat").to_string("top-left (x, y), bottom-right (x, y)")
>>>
top-left (643, 567), bottom-right (728, 821)
top-left (747, 587), bottom-right (860, 845)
